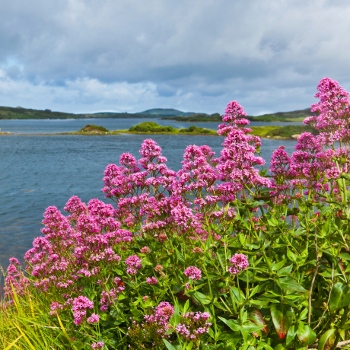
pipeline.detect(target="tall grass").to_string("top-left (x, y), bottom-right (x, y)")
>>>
top-left (0, 275), bottom-right (78, 350)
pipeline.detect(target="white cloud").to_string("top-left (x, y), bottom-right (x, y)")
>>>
top-left (1, 0), bottom-right (350, 114)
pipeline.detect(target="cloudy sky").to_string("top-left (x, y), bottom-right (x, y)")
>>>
top-left (1, 0), bottom-right (350, 115)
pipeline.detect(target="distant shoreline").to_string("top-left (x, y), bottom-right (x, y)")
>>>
top-left (0, 129), bottom-right (305, 140)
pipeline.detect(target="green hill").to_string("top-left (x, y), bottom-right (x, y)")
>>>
top-left (0, 105), bottom-right (315, 122)
top-left (138, 108), bottom-right (195, 117)
top-left (0, 106), bottom-right (87, 119)
top-left (249, 108), bottom-right (314, 122)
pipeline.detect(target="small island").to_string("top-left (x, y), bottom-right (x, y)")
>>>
top-left (68, 122), bottom-right (217, 136)
top-left (69, 122), bottom-right (317, 140)
top-left (0, 122), bottom-right (317, 139)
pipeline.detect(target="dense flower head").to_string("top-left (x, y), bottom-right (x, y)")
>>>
top-left (41, 206), bottom-right (72, 239)
top-left (146, 276), bottom-right (158, 285)
top-left (87, 313), bottom-right (100, 324)
top-left (3, 258), bottom-right (30, 299)
top-left (72, 296), bottom-right (94, 325)
top-left (176, 311), bottom-right (212, 341)
top-left (304, 77), bottom-right (350, 144)
top-left (119, 152), bottom-right (139, 171)
top-left (144, 301), bottom-right (174, 327)
top-left (229, 254), bottom-right (249, 275)
top-left (223, 100), bottom-right (247, 122)
top-left (270, 146), bottom-right (291, 177)
top-left (91, 341), bottom-right (104, 349)
top-left (140, 246), bottom-right (151, 254)
top-left (64, 196), bottom-right (87, 220)
top-left (125, 255), bottom-right (142, 275)
top-left (139, 139), bottom-right (162, 161)
top-left (184, 266), bottom-right (202, 280)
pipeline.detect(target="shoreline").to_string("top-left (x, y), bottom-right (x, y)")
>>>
top-left (0, 130), bottom-right (301, 140)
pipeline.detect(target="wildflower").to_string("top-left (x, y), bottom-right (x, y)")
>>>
top-left (91, 341), bottom-right (104, 349)
top-left (72, 296), bottom-right (94, 325)
top-left (229, 254), bottom-right (249, 275)
top-left (144, 301), bottom-right (174, 329)
top-left (176, 311), bottom-right (211, 341)
top-left (125, 255), bottom-right (142, 275)
top-left (192, 247), bottom-right (203, 254)
top-left (155, 264), bottom-right (163, 272)
top-left (87, 313), bottom-right (100, 324)
top-left (146, 276), bottom-right (158, 285)
top-left (140, 246), bottom-right (151, 254)
top-left (184, 266), bottom-right (202, 280)
top-left (4, 259), bottom-right (30, 299)
top-left (49, 301), bottom-right (63, 315)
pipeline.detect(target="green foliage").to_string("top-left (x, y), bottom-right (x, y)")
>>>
top-left (78, 124), bottom-right (110, 134)
top-left (129, 122), bottom-right (176, 133)
top-left (249, 108), bottom-right (315, 122)
top-left (179, 125), bottom-right (215, 134)
top-left (265, 125), bottom-right (318, 138)
top-left (0, 286), bottom-right (74, 349)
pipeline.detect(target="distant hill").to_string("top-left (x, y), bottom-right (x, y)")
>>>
top-left (249, 108), bottom-right (314, 122)
top-left (0, 105), bottom-right (314, 122)
top-left (0, 106), bottom-right (87, 119)
top-left (0, 106), bottom-right (195, 120)
top-left (138, 108), bottom-right (195, 117)
top-left (162, 113), bottom-right (222, 122)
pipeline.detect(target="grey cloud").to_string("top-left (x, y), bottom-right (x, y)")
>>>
top-left (1, 0), bottom-right (350, 114)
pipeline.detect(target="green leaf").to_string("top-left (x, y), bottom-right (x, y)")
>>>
top-left (171, 299), bottom-right (181, 325)
top-left (329, 282), bottom-right (350, 311)
top-left (257, 343), bottom-right (274, 350)
top-left (192, 291), bottom-right (211, 305)
top-left (249, 309), bottom-right (268, 334)
top-left (218, 317), bottom-right (240, 332)
top-left (230, 286), bottom-right (245, 304)
top-left (163, 339), bottom-right (178, 350)
top-left (298, 308), bottom-right (308, 321)
top-left (318, 328), bottom-right (336, 350)
top-left (249, 284), bottom-right (261, 298)
top-left (296, 321), bottom-right (316, 346)
top-left (267, 217), bottom-right (279, 227)
top-left (287, 248), bottom-right (297, 263)
top-left (271, 259), bottom-right (287, 271)
top-left (274, 345), bottom-right (287, 350)
top-left (185, 341), bottom-right (194, 350)
top-left (183, 299), bottom-right (190, 313)
top-left (277, 276), bottom-right (307, 294)
top-left (271, 304), bottom-right (293, 340)
top-left (286, 324), bottom-right (296, 346)
top-left (339, 252), bottom-right (350, 261)
top-left (277, 264), bottom-right (293, 276)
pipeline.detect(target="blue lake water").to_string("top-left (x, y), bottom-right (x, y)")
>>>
top-left (0, 118), bottom-right (298, 269)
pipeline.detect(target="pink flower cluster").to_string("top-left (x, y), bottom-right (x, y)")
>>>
top-left (270, 81), bottom-right (350, 199)
top-left (72, 295), bottom-right (94, 325)
top-left (100, 101), bottom-right (271, 239)
top-left (184, 266), bottom-right (202, 280)
top-left (4, 80), bottom-right (348, 346)
top-left (125, 255), bottom-right (142, 275)
top-left (304, 77), bottom-right (350, 144)
top-left (229, 254), bottom-right (249, 275)
top-left (3, 258), bottom-right (30, 300)
top-left (146, 276), bottom-right (158, 285)
top-left (176, 311), bottom-right (212, 340)
top-left (143, 301), bottom-right (174, 336)
top-left (99, 277), bottom-right (125, 311)
top-left (91, 341), bottom-right (104, 349)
